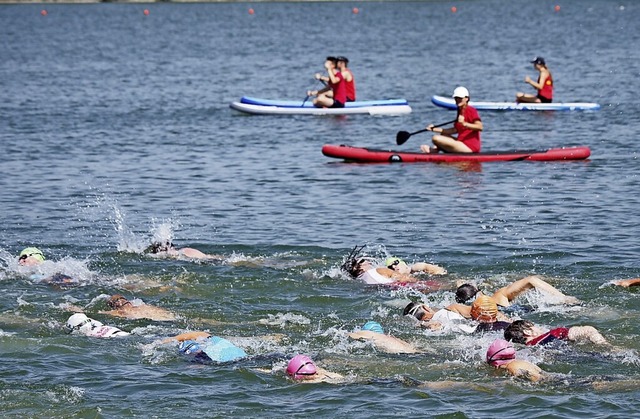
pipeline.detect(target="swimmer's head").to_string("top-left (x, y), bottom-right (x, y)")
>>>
top-left (65, 313), bottom-right (94, 334)
top-left (18, 247), bottom-right (45, 265)
top-left (178, 340), bottom-right (203, 356)
top-left (455, 283), bottom-right (479, 303)
top-left (146, 241), bottom-right (174, 254)
top-left (385, 257), bottom-right (403, 268)
top-left (470, 295), bottom-right (498, 323)
top-left (341, 245), bottom-right (371, 278)
top-left (108, 294), bottom-right (132, 309)
top-left (286, 354), bottom-right (317, 380)
top-left (504, 320), bottom-right (536, 344)
top-left (486, 339), bottom-right (516, 367)
top-left (403, 302), bottom-right (436, 321)
top-left (362, 321), bottom-right (384, 334)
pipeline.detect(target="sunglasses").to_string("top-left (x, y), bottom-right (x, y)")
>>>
top-left (19, 253), bottom-right (42, 261)
top-left (295, 362), bottom-right (315, 377)
top-left (109, 296), bottom-right (132, 309)
top-left (387, 259), bottom-right (401, 269)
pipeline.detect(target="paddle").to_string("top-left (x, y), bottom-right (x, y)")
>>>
top-left (396, 119), bottom-right (457, 145)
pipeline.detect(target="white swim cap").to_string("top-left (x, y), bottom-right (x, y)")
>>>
top-left (65, 313), bottom-right (92, 334)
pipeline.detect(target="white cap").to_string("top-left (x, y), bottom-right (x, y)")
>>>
top-left (66, 313), bottom-right (91, 333)
top-left (452, 86), bottom-right (469, 98)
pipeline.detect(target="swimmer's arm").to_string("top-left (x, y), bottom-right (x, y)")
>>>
top-left (505, 360), bottom-right (544, 382)
top-left (380, 267), bottom-right (418, 283)
top-left (612, 278), bottom-right (640, 288)
top-left (568, 326), bottom-right (608, 345)
top-left (161, 331), bottom-right (211, 344)
top-left (97, 309), bottom-right (127, 318)
top-left (410, 262), bottom-right (447, 275)
top-left (419, 320), bottom-right (443, 331)
top-left (444, 303), bottom-right (472, 318)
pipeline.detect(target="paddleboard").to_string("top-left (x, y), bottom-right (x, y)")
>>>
top-left (230, 96), bottom-right (412, 116)
top-left (322, 144), bottom-right (591, 163)
top-left (431, 95), bottom-right (600, 111)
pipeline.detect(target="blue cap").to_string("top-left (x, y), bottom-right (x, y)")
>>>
top-left (362, 321), bottom-right (384, 334)
top-left (201, 336), bottom-right (247, 363)
top-left (178, 340), bottom-right (202, 355)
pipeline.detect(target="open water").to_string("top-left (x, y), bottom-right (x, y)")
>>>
top-left (1, 0), bottom-right (640, 417)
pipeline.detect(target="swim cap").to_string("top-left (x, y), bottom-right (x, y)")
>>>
top-left (471, 295), bottom-right (498, 322)
top-left (19, 247), bottom-right (45, 262)
top-left (384, 257), bottom-right (405, 268)
top-left (452, 86), bottom-right (469, 98)
top-left (362, 321), bottom-right (384, 334)
top-left (65, 313), bottom-right (92, 334)
top-left (286, 354), bottom-right (317, 379)
top-left (179, 340), bottom-right (203, 355)
top-left (486, 339), bottom-right (516, 367)
top-left (201, 336), bottom-right (247, 363)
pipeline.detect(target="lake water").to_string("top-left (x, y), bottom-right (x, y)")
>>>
top-left (1, 0), bottom-right (640, 417)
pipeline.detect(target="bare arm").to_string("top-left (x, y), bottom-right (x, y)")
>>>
top-left (568, 326), bottom-right (608, 345)
top-left (504, 360), bottom-right (544, 382)
top-left (612, 278), bottom-right (640, 287)
top-left (161, 331), bottom-right (211, 344)
top-left (492, 275), bottom-right (577, 306)
top-left (444, 303), bottom-right (472, 318)
top-left (410, 262), bottom-right (447, 275)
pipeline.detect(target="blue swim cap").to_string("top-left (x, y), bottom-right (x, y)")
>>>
top-left (362, 321), bottom-right (384, 334)
top-left (201, 336), bottom-right (247, 363)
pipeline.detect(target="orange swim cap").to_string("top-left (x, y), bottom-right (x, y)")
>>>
top-left (471, 295), bottom-right (498, 322)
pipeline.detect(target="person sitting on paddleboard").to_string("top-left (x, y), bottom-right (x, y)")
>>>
top-left (341, 245), bottom-right (446, 286)
top-left (336, 56), bottom-right (356, 102)
top-left (307, 56), bottom-right (347, 108)
top-left (420, 86), bottom-right (483, 154)
top-left (516, 56), bottom-right (553, 103)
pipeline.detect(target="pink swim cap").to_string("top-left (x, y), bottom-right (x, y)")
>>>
top-left (286, 355), bottom-right (317, 379)
top-left (486, 339), bottom-right (516, 367)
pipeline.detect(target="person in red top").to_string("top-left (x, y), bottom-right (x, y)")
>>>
top-left (307, 57), bottom-right (346, 108)
top-left (420, 86), bottom-right (483, 154)
top-left (504, 320), bottom-right (608, 346)
top-left (336, 56), bottom-right (356, 102)
top-left (516, 56), bottom-right (553, 103)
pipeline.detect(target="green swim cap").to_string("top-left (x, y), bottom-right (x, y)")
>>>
top-left (19, 247), bottom-right (45, 262)
top-left (385, 257), bottom-right (404, 268)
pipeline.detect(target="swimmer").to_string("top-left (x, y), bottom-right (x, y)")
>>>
top-left (348, 321), bottom-right (421, 354)
top-left (385, 257), bottom-right (447, 276)
top-left (285, 354), bottom-right (344, 383)
top-left (470, 295), bottom-right (512, 333)
top-left (99, 294), bottom-right (177, 321)
top-left (455, 275), bottom-right (580, 308)
top-left (504, 319), bottom-right (609, 346)
top-left (403, 301), bottom-right (474, 332)
top-left (178, 336), bottom-right (247, 363)
top-left (65, 313), bottom-right (130, 338)
top-left (342, 246), bottom-right (445, 287)
top-left (146, 241), bottom-right (223, 261)
top-left (18, 247), bottom-right (45, 266)
top-left (486, 338), bottom-right (544, 382)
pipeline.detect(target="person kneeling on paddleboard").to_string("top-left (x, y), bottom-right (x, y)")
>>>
top-left (421, 86), bottom-right (483, 154)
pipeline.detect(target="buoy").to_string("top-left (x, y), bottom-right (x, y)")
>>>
top-left (40, 9), bottom-right (47, 16)
top-left (554, 5), bottom-right (560, 12)
top-left (451, 6), bottom-right (457, 13)
top-left (352, 7), bottom-right (359, 14)
top-left (143, 9), bottom-right (150, 15)
top-left (248, 8), bottom-right (254, 15)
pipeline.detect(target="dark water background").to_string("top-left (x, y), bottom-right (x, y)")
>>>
top-left (1, 0), bottom-right (639, 417)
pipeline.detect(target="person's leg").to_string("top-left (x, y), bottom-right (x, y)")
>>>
top-left (432, 135), bottom-right (473, 153)
top-left (516, 93), bottom-right (541, 103)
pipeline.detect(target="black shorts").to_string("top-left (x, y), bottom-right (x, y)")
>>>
top-left (330, 100), bottom-right (345, 108)
top-left (537, 95), bottom-right (552, 103)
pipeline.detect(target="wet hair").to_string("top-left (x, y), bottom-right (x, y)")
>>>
top-left (504, 320), bottom-right (535, 344)
top-left (108, 294), bottom-right (131, 309)
top-left (340, 245), bottom-right (367, 278)
top-left (146, 241), bottom-right (174, 254)
top-left (403, 302), bottom-right (426, 320)
top-left (455, 283), bottom-right (479, 303)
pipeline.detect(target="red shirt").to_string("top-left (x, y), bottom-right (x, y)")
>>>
top-left (330, 71), bottom-right (347, 105)
top-left (344, 71), bottom-right (356, 102)
top-left (455, 105), bottom-right (482, 153)
top-left (538, 73), bottom-right (553, 100)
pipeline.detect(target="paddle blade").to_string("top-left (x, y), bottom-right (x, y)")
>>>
top-left (396, 131), bottom-right (411, 145)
